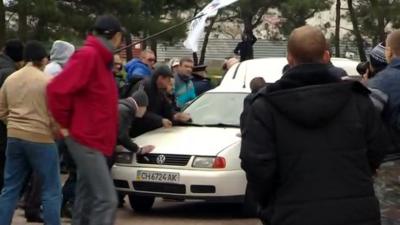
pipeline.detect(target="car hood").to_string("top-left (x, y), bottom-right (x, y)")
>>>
top-left (132, 127), bottom-right (240, 156)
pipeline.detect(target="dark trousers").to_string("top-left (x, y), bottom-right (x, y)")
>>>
top-left (59, 139), bottom-right (76, 208)
top-left (62, 172), bottom-right (76, 208)
top-left (24, 173), bottom-right (42, 217)
top-left (65, 137), bottom-right (117, 225)
top-left (0, 122), bottom-right (7, 190)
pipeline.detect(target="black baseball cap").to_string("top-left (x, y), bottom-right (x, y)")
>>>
top-left (154, 64), bottom-right (174, 78)
top-left (24, 40), bottom-right (47, 62)
top-left (4, 39), bottom-right (24, 62)
top-left (92, 15), bottom-right (123, 36)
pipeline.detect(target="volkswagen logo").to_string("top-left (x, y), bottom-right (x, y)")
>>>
top-left (156, 155), bottom-right (166, 165)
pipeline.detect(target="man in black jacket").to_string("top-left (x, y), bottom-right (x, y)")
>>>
top-left (234, 32), bottom-right (257, 62)
top-left (240, 25), bottom-right (389, 225)
top-left (0, 39), bottom-right (24, 191)
top-left (130, 64), bottom-right (191, 137)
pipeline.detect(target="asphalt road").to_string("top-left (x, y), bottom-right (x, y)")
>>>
top-left (12, 198), bottom-right (262, 225)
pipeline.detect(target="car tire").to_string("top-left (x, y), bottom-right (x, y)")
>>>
top-left (128, 193), bottom-right (155, 213)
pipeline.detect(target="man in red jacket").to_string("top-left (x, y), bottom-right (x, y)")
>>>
top-left (47, 15), bottom-right (123, 225)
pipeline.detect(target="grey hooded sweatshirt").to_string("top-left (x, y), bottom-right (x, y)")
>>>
top-left (44, 40), bottom-right (75, 76)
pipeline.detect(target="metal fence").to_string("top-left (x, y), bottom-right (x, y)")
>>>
top-left (156, 39), bottom-right (362, 63)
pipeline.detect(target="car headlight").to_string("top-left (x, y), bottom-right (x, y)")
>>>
top-left (115, 152), bottom-right (133, 164)
top-left (192, 156), bottom-right (226, 168)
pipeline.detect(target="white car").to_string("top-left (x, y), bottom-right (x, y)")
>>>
top-left (220, 57), bottom-right (360, 89)
top-left (112, 86), bottom-right (248, 212)
top-left (111, 57), bottom-right (360, 212)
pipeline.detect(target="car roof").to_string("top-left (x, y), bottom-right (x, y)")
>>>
top-left (219, 57), bottom-right (360, 92)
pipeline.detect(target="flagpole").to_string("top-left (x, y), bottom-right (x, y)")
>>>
top-left (115, 13), bottom-right (205, 54)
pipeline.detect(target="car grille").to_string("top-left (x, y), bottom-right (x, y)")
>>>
top-left (113, 179), bottom-right (130, 189)
top-left (133, 181), bottom-right (186, 194)
top-left (136, 154), bottom-right (191, 166)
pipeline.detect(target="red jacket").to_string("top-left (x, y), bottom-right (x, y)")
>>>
top-left (47, 36), bottom-right (118, 156)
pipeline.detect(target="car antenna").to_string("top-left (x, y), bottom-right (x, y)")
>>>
top-left (242, 67), bottom-right (247, 89)
top-left (232, 62), bottom-right (242, 79)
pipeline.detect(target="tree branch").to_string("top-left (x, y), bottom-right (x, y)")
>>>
top-left (305, 9), bottom-right (319, 20)
top-left (252, 6), bottom-right (268, 28)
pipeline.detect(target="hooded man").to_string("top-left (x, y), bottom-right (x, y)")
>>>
top-left (118, 87), bottom-right (154, 154)
top-left (240, 25), bottom-right (389, 225)
top-left (44, 40), bottom-right (75, 76)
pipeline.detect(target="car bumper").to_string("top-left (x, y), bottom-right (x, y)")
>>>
top-left (111, 165), bottom-right (247, 200)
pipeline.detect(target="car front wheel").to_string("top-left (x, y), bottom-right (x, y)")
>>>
top-left (128, 193), bottom-right (155, 213)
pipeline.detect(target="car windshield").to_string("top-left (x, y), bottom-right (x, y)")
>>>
top-left (183, 92), bottom-right (247, 127)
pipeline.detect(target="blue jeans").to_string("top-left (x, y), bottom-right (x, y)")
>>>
top-left (0, 138), bottom-right (62, 225)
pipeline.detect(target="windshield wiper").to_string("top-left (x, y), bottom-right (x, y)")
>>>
top-left (203, 123), bottom-right (240, 128)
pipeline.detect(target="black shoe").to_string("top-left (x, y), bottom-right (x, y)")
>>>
top-left (61, 202), bottom-right (73, 218)
top-left (26, 215), bottom-right (43, 223)
top-left (118, 200), bottom-right (125, 208)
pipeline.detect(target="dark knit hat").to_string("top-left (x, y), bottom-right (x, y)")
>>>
top-left (369, 43), bottom-right (387, 69)
top-left (154, 64), bottom-right (173, 78)
top-left (131, 86), bottom-right (149, 107)
top-left (4, 39), bottom-right (24, 62)
top-left (93, 15), bottom-right (122, 36)
top-left (24, 41), bottom-right (47, 62)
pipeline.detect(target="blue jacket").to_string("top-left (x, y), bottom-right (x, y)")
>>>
top-left (191, 74), bottom-right (213, 96)
top-left (125, 58), bottom-right (152, 82)
top-left (368, 57), bottom-right (400, 129)
top-left (175, 74), bottom-right (196, 108)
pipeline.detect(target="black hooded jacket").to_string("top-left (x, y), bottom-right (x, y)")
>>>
top-left (0, 54), bottom-right (17, 88)
top-left (240, 64), bottom-right (389, 225)
top-left (118, 99), bottom-right (139, 152)
top-left (129, 75), bottom-right (176, 137)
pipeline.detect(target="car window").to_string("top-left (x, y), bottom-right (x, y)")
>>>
top-left (184, 93), bottom-right (247, 126)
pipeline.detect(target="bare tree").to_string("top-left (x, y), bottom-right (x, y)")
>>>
top-left (200, 15), bottom-right (218, 65)
top-left (0, 0), bottom-right (5, 47)
top-left (370, 0), bottom-right (386, 43)
top-left (17, 0), bottom-right (28, 41)
top-left (335, 0), bottom-right (341, 57)
top-left (347, 0), bottom-right (367, 61)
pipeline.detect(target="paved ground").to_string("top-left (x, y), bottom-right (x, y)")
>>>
top-left (375, 160), bottom-right (400, 225)
top-left (10, 160), bottom-right (400, 225)
top-left (12, 199), bottom-right (262, 225)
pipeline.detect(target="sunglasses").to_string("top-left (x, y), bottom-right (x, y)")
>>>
top-left (147, 58), bottom-right (156, 62)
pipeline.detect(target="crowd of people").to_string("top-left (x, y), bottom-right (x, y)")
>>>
top-left (0, 14), bottom-right (220, 225)
top-left (0, 12), bottom-right (398, 225)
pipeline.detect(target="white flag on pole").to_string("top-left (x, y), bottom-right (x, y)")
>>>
top-left (184, 0), bottom-right (239, 52)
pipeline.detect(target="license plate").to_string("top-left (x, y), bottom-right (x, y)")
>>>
top-left (136, 170), bottom-right (180, 183)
